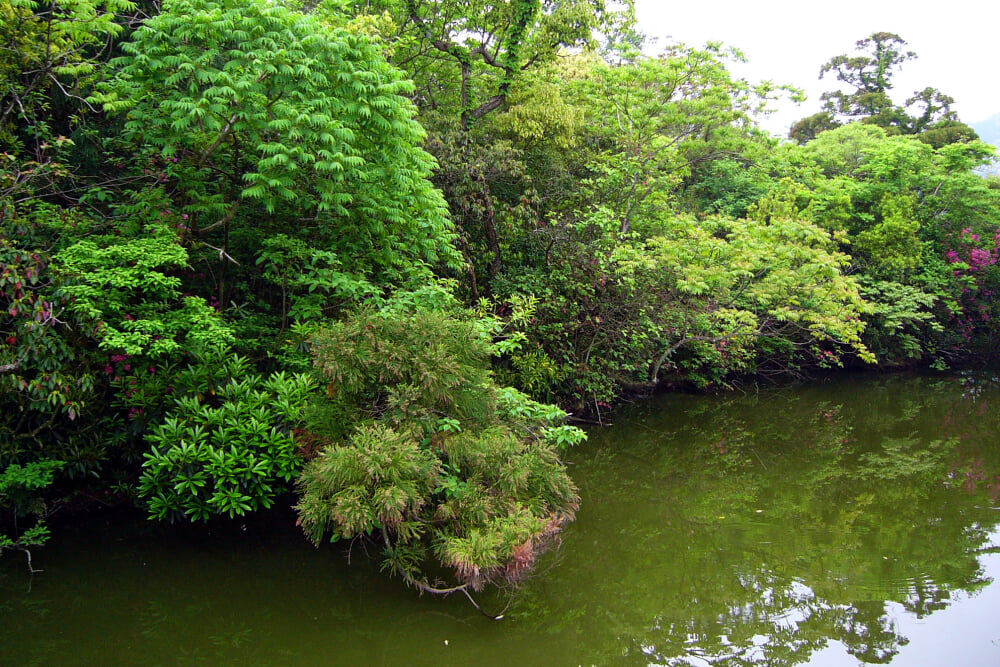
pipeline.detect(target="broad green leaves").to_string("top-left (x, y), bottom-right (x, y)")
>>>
top-left (139, 366), bottom-right (316, 521)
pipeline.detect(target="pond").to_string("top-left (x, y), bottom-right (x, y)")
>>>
top-left (2, 373), bottom-right (1000, 666)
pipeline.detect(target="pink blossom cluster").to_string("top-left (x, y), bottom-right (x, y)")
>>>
top-left (945, 227), bottom-right (1000, 273)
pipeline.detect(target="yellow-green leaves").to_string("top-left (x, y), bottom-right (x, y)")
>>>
top-left (1, 0), bottom-right (135, 148)
top-left (57, 221), bottom-right (234, 358)
top-left (622, 213), bottom-right (874, 381)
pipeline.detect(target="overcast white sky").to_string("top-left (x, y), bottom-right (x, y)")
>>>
top-left (634, 0), bottom-right (999, 137)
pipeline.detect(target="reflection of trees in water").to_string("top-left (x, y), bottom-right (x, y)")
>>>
top-left (0, 578), bottom-right (68, 667)
top-left (615, 577), bottom-right (910, 666)
top-left (2, 375), bottom-right (999, 666)
top-left (138, 598), bottom-right (279, 666)
top-left (517, 374), bottom-right (1000, 665)
top-left (0, 577), bottom-right (286, 666)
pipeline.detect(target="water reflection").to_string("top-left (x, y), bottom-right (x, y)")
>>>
top-left (2, 374), bottom-right (999, 666)
top-left (518, 373), bottom-right (1000, 665)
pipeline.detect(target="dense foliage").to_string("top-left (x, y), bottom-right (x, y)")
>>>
top-left (296, 309), bottom-right (582, 591)
top-left (1, 0), bottom-right (997, 598)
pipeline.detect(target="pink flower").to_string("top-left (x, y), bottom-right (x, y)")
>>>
top-left (969, 248), bottom-right (992, 269)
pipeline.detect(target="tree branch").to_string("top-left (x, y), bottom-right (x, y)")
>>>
top-left (395, 565), bottom-right (508, 620)
top-left (649, 332), bottom-right (746, 384)
top-left (197, 113), bottom-right (239, 169)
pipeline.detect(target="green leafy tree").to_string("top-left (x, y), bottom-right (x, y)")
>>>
top-left (818, 32), bottom-right (915, 130)
top-left (480, 47), bottom-right (846, 404)
top-left (0, 200), bottom-right (144, 476)
top-left (766, 124), bottom-right (1000, 364)
top-left (357, 0), bottom-right (632, 129)
top-left (0, 0), bottom-right (134, 155)
top-left (56, 214), bottom-right (235, 360)
top-left (567, 44), bottom-right (782, 233)
top-left (335, 1), bottom-right (633, 300)
top-left (794, 32), bottom-right (968, 144)
top-left (94, 0), bottom-right (460, 313)
top-left (788, 111), bottom-right (841, 145)
top-left (620, 211), bottom-right (874, 384)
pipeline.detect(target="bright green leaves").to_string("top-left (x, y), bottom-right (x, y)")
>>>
top-left (852, 193), bottom-right (923, 279)
top-left (0, 459), bottom-right (64, 554)
top-left (619, 213), bottom-right (873, 382)
top-left (56, 220), bottom-right (234, 358)
top-left (858, 277), bottom-right (942, 361)
top-left (379, 0), bottom-right (623, 128)
top-left (96, 0), bottom-right (459, 283)
top-left (494, 74), bottom-right (583, 149)
top-left (565, 44), bottom-right (786, 230)
top-left (771, 123), bottom-right (1000, 364)
top-left (139, 367), bottom-right (316, 521)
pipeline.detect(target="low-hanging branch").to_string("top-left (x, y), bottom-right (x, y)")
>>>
top-left (395, 565), bottom-right (511, 620)
top-left (649, 332), bottom-right (745, 385)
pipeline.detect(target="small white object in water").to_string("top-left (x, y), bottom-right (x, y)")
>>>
top-left (444, 640), bottom-right (449, 646)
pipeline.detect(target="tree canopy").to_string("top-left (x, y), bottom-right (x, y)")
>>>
top-left (790, 32), bottom-right (977, 144)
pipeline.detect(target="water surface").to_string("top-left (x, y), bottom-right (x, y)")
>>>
top-left (3, 373), bottom-right (999, 665)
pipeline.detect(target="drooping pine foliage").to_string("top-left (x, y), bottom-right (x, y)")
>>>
top-left (296, 310), bottom-right (582, 591)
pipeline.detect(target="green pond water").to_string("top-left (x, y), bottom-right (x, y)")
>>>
top-left (3, 373), bottom-right (1000, 666)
